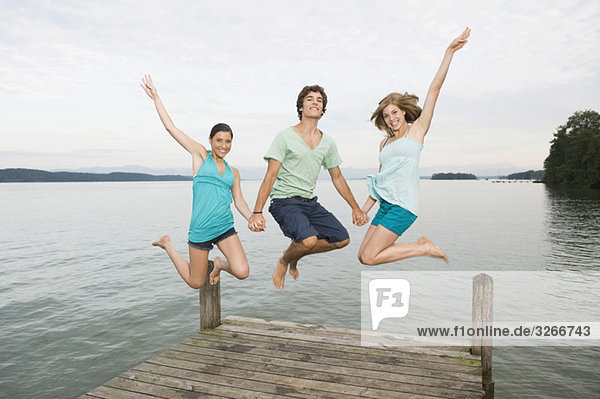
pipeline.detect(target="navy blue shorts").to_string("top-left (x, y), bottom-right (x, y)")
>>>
top-left (269, 197), bottom-right (349, 243)
top-left (188, 227), bottom-right (237, 251)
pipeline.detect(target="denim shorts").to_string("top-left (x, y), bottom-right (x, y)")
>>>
top-left (188, 227), bottom-right (237, 251)
top-left (371, 200), bottom-right (417, 236)
top-left (269, 196), bottom-right (349, 243)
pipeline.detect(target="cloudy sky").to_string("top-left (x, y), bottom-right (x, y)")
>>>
top-left (1, 0), bottom-right (598, 176)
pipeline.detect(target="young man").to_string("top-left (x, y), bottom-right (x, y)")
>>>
top-left (249, 85), bottom-right (368, 289)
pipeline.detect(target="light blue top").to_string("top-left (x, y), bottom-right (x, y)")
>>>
top-left (188, 152), bottom-right (235, 243)
top-left (366, 135), bottom-right (423, 216)
top-left (264, 127), bottom-right (342, 199)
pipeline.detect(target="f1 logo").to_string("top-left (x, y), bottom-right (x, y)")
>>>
top-left (369, 279), bottom-right (411, 330)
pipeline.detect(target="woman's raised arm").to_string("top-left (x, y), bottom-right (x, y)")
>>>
top-left (413, 28), bottom-right (470, 140)
top-left (141, 74), bottom-right (208, 160)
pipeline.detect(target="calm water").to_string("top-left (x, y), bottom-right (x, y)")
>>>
top-left (0, 180), bottom-right (599, 398)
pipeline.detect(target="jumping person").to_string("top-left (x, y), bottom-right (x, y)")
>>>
top-left (141, 75), bottom-right (251, 288)
top-left (249, 85), bottom-right (369, 289)
top-left (357, 28), bottom-right (471, 266)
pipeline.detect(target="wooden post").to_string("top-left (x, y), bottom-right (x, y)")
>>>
top-left (199, 260), bottom-right (221, 330)
top-left (471, 273), bottom-right (494, 399)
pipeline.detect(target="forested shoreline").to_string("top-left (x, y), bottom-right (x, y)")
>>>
top-left (543, 110), bottom-right (600, 189)
top-left (0, 168), bottom-right (191, 183)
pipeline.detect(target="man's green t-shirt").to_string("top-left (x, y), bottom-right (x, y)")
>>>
top-left (264, 126), bottom-right (342, 199)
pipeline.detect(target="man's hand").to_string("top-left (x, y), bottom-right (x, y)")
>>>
top-left (352, 208), bottom-right (369, 226)
top-left (249, 213), bottom-right (266, 231)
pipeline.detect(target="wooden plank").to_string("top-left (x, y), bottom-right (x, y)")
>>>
top-left (132, 362), bottom-right (362, 399)
top-left (216, 322), bottom-right (479, 367)
top-left (190, 327), bottom-right (481, 377)
top-left (224, 316), bottom-right (472, 354)
top-left (82, 382), bottom-right (160, 399)
top-left (106, 376), bottom-right (231, 399)
top-left (157, 345), bottom-right (482, 398)
top-left (182, 333), bottom-right (481, 383)
top-left (226, 316), bottom-right (469, 348)
top-left (119, 369), bottom-right (291, 399)
top-left (136, 357), bottom-right (446, 399)
top-left (225, 315), bottom-right (368, 336)
top-left (221, 317), bottom-right (473, 356)
top-left (225, 316), bottom-right (473, 352)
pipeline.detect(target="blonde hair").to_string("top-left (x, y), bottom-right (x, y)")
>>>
top-left (371, 92), bottom-right (422, 137)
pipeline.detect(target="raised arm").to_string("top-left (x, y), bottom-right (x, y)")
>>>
top-left (231, 167), bottom-right (253, 222)
top-left (141, 74), bottom-right (208, 160)
top-left (412, 27), bottom-right (470, 140)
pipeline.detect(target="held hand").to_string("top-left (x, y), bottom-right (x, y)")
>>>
top-left (248, 213), bottom-right (266, 232)
top-left (140, 74), bottom-right (158, 100)
top-left (359, 210), bottom-right (370, 226)
top-left (361, 211), bottom-right (370, 226)
top-left (352, 209), bottom-right (369, 226)
top-left (447, 27), bottom-right (471, 53)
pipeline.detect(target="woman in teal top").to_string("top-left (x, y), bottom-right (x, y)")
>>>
top-left (141, 75), bottom-right (252, 288)
top-left (358, 28), bottom-right (471, 266)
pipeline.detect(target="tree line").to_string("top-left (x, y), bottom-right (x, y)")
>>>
top-left (0, 168), bottom-right (191, 183)
top-left (506, 170), bottom-right (544, 180)
top-left (543, 110), bottom-right (600, 189)
top-left (431, 172), bottom-right (477, 180)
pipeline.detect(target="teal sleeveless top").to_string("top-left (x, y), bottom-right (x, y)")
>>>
top-left (188, 152), bottom-right (235, 243)
top-left (366, 135), bottom-right (423, 216)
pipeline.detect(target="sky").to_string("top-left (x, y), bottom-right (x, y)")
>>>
top-left (1, 0), bottom-right (599, 176)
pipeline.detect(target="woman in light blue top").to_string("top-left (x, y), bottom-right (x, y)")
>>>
top-left (141, 75), bottom-right (252, 288)
top-left (358, 28), bottom-right (470, 266)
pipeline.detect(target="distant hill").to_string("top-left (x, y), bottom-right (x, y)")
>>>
top-left (431, 172), bottom-right (477, 180)
top-left (0, 168), bottom-right (191, 183)
top-left (506, 170), bottom-right (544, 180)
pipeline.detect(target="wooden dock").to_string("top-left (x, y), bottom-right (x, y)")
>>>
top-left (81, 268), bottom-right (493, 399)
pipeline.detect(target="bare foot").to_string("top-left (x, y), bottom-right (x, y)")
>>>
top-left (418, 237), bottom-right (450, 263)
top-left (273, 256), bottom-right (288, 290)
top-left (152, 235), bottom-right (171, 249)
top-left (288, 252), bottom-right (300, 280)
top-left (210, 256), bottom-right (227, 285)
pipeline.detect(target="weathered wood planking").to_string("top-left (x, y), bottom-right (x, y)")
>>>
top-left (81, 316), bottom-right (484, 399)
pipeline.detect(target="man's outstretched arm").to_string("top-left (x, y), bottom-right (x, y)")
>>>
top-left (249, 159), bottom-right (282, 231)
top-left (328, 166), bottom-right (369, 226)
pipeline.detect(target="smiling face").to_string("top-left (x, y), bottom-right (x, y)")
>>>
top-left (382, 103), bottom-right (406, 134)
top-left (209, 130), bottom-right (232, 158)
top-left (300, 91), bottom-right (324, 120)
top-left (296, 85), bottom-right (327, 120)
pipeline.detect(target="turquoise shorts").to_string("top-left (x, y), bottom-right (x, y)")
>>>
top-left (371, 200), bottom-right (417, 236)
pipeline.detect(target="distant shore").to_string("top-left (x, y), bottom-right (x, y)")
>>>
top-left (0, 168), bottom-right (191, 183)
top-left (1, 167), bottom-right (539, 183)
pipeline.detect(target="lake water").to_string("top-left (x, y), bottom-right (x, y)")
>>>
top-left (0, 180), bottom-right (599, 398)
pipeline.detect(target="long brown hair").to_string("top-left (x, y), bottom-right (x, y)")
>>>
top-left (371, 92), bottom-right (422, 137)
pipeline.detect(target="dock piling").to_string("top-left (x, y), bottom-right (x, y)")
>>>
top-left (199, 260), bottom-right (221, 330)
top-left (471, 273), bottom-right (494, 398)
